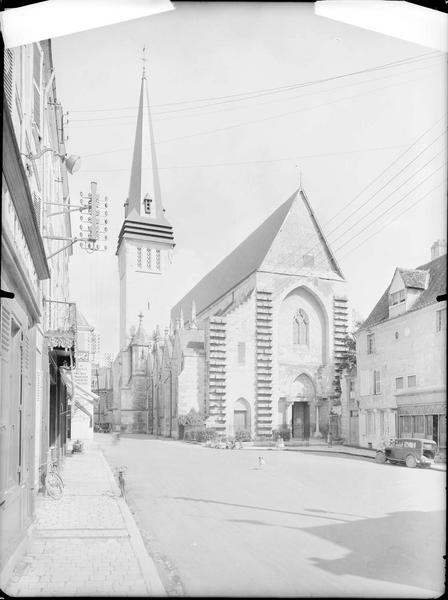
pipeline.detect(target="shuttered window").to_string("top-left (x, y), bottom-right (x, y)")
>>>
top-left (4, 49), bottom-right (15, 112)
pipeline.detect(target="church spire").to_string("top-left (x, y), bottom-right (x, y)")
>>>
top-left (126, 47), bottom-right (163, 220)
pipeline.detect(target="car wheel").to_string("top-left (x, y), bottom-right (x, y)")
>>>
top-left (405, 454), bottom-right (417, 468)
top-left (375, 452), bottom-right (386, 464)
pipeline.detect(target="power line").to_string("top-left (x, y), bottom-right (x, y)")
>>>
top-left (325, 128), bottom-right (447, 241)
top-left (69, 56), bottom-right (444, 124)
top-left (332, 162), bottom-right (446, 256)
top-left (78, 144), bottom-right (407, 173)
top-left (287, 120), bottom-right (447, 266)
top-left (329, 148), bottom-right (445, 248)
top-left (82, 73), bottom-right (443, 158)
top-left (307, 161), bottom-right (445, 274)
top-left (339, 179), bottom-right (446, 260)
top-left (68, 50), bottom-right (442, 114)
top-left (321, 116), bottom-right (447, 230)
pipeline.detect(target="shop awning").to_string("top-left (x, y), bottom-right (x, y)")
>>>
top-left (59, 367), bottom-right (99, 403)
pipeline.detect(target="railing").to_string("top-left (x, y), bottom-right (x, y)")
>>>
top-left (43, 299), bottom-right (77, 349)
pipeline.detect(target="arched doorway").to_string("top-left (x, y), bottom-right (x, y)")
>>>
top-left (290, 374), bottom-right (315, 440)
top-left (234, 398), bottom-right (250, 433)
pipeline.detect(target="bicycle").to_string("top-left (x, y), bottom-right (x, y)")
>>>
top-left (45, 460), bottom-right (64, 500)
top-left (116, 466), bottom-right (127, 501)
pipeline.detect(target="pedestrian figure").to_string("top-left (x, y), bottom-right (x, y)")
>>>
top-left (327, 431), bottom-right (333, 447)
top-left (258, 456), bottom-right (265, 468)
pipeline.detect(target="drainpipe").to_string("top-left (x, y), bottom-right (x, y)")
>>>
top-left (169, 368), bottom-right (174, 438)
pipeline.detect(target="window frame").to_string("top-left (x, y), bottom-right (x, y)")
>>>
top-left (407, 375), bottom-right (417, 388)
top-left (389, 289), bottom-right (406, 306)
top-left (395, 376), bottom-right (404, 390)
top-left (373, 369), bottom-right (381, 395)
top-left (367, 333), bottom-right (375, 354)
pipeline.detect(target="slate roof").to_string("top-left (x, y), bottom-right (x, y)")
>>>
top-left (171, 192), bottom-right (296, 320)
top-left (399, 268), bottom-right (428, 289)
top-left (359, 254), bottom-right (447, 331)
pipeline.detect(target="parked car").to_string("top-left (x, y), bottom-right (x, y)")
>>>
top-left (375, 438), bottom-right (437, 468)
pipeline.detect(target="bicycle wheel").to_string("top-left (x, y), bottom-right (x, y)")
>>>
top-left (54, 471), bottom-right (64, 488)
top-left (46, 473), bottom-right (63, 500)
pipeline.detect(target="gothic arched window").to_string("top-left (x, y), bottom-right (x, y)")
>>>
top-left (293, 309), bottom-right (309, 345)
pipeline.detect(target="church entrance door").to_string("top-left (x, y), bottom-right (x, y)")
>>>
top-left (292, 402), bottom-right (310, 440)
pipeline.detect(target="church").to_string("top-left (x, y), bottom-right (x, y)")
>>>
top-left (111, 56), bottom-right (349, 440)
top-left (151, 190), bottom-right (349, 441)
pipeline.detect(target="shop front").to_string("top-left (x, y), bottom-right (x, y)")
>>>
top-left (396, 389), bottom-right (446, 454)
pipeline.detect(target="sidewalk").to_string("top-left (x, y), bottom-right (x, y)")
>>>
top-left (4, 441), bottom-right (166, 597)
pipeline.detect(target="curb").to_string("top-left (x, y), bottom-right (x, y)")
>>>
top-left (98, 450), bottom-right (167, 597)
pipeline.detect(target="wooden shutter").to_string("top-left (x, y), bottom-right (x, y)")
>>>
top-left (4, 49), bottom-right (15, 112)
top-left (1, 304), bottom-right (11, 356)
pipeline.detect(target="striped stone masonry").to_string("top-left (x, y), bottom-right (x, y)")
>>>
top-left (206, 317), bottom-right (227, 432)
top-left (333, 296), bottom-right (349, 371)
top-left (255, 291), bottom-right (273, 437)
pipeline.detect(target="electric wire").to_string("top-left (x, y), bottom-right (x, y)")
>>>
top-left (81, 73), bottom-right (444, 158)
top-left (321, 116), bottom-right (447, 230)
top-left (339, 179), bottom-right (446, 261)
top-left (69, 57), bottom-right (444, 127)
top-left (332, 162), bottom-right (446, 256)
top-left (78, 143), bottom-right (407, 173)
top-left (325, 128), bottom-right (447, 240)
top-left (285, 121), bottom-right (447, 265)
top-left (69, 50), bottom-right (442, 114)
top-left (309, 161), bottom-right (446, 273)
top-left (329, 149), bottom-right (445, 248)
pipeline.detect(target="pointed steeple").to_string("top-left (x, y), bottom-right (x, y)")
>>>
top-left (127, 47), bottom-right (163, 220)
top-left (116, 50), bottom-right (175, 256)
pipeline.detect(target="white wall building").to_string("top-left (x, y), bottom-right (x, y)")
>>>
top-left (355, 241), bottom-right (446, 451)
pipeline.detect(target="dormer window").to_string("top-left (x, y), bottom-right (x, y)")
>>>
top-left (144, 197), bottom-right (152, 215)
top-left (389, 289), bottom-right (405, 306)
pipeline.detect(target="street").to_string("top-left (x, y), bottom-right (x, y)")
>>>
top-left (99, 434), bottom-right (445, 598)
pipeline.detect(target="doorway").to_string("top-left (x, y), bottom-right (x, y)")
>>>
top-left (292, 402), bottom-right (310, 440)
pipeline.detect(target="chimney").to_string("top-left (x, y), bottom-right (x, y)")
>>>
top-left (431, 239), bottom-right (447, 260)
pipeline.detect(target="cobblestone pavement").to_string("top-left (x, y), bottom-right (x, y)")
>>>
top-left (4, 441), bottom-right (165, 597)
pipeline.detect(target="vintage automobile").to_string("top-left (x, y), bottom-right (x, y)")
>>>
top-left (375, 438), bottom-right (437, 468)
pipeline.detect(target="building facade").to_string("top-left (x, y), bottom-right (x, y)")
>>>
top-left (1, 40), bottom-right (78, 583)
top-left (152, 188), bottom-right (348, 440)
top-left (355, 241), bottom-right (447, 451)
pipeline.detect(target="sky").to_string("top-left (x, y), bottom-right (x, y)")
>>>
top-left (50, 1), bottom-right (447, 360)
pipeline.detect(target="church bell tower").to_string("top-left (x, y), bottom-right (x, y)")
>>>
top-left (116, 50), bottom-right (175, 349)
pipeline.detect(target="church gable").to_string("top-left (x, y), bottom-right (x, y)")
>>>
top-left (260, 189), bottom-right (344, 280)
